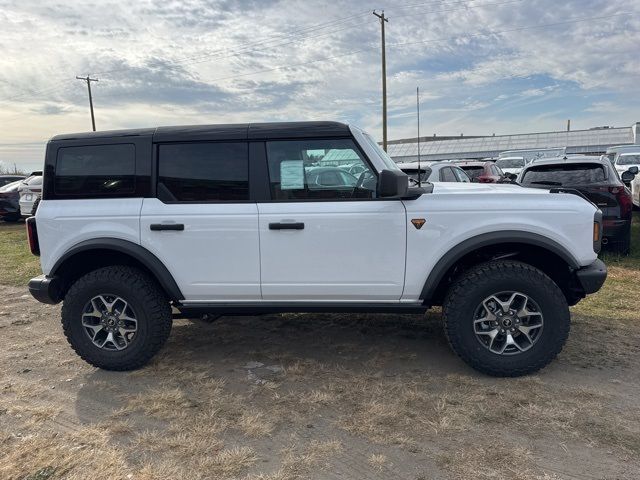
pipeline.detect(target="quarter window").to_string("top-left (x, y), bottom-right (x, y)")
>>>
top-left (55, 144), bottom-right (135, 195)
top-left (158, 142), bottom-right (249, 202)
top-left (266, 139), bottom-right (377, 200)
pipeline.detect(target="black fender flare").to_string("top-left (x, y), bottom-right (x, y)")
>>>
top-left (419, 230), bottom-right (581, 304)
top-left (51, 238), bottom-right (184, 301)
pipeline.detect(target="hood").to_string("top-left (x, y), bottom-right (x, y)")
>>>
top-left (430, 182), bottom-right (548, 195)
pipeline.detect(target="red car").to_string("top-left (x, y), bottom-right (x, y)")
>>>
top-left (455, 161), bottom-right (505, 183)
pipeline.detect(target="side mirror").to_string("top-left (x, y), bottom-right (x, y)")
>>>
top-left (621, 170), bottom-right (636, 183)
top-left (628, 166), bottom-right (639, 175)
top-left (378, 169), bottom-right (409, 197)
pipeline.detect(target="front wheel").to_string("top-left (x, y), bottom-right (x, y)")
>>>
top-left (61, 266), bottom-right (172, 370)
top-left (443, 260), bottom-right (570, 377)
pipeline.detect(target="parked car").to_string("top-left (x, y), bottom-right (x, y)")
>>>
top-left (495, 156), bottom-right (526, 176)
top-left (455, 160), bottom-right (506, 183)
top-left (604, 145), bottom-right (640, 165)
top-left (399, 161), bottom-right (471, 183)
top-left (499, 148), bottom-right (566, 164)
top-left (613, 152), bottom-right (640, 178)
top-left (0, 180), bottom-right (23, 222)
top-left (518, 156), bottom-right (634, 254)
top-left (27, 121), bottom-right (606, 377)
top-left (305, 166), bottom-right (359, 188)
top-left (19, 172), bottom-right (43, 217)
top-left (0, 174), bottom-right (25, 188)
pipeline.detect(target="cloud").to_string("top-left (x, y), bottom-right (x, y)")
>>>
top-left (0, 0), bottom-right (638, 168)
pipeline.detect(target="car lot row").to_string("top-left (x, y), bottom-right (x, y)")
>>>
top-left (0, 171), bottom-right (42, 222)
top-left (397, 151), bottom-right (639, 255)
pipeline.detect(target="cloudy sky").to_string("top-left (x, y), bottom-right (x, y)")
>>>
top-left (0, 0), bottom-right (638, 171)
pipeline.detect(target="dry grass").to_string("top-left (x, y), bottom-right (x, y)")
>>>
top-left (1, 217), bottom-right (640, 479)
top-left (0, 223), bottom-right (40, 287)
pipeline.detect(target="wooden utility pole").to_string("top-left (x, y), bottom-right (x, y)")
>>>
top-left (76, 75), bottom-right (99, 131)
top-left (373, 10), bottom-right (388, 151)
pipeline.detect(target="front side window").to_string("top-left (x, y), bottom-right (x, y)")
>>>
top-left (266, 139), bottom-right (377, 200)
top-left (55, 144), bottom-right (135, 195)
top-left (158, 142), bottom-right (249, 202)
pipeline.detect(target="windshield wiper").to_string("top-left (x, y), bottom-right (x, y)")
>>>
top-left (529, 181), bottom-right (562, 186)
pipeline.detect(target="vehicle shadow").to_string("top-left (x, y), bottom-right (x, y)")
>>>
top-left (73, 310), bottom-right (468, 425)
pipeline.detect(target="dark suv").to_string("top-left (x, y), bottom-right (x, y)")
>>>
top-left (519, 156), bottom-right (634, 254)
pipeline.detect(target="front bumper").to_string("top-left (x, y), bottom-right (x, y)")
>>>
top-left (575, 259), bottom-right (607, 295)
top-left (28, 275), bottom-right (63, 305)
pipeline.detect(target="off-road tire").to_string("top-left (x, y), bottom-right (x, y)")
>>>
top-left (61, 266), bottom-right (172, 371)
top-left (443, 260), bottom-right (570, 377)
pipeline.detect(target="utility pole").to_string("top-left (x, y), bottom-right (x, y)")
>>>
top-left (76, 75), bottom-right (98, 131)
top-left (417, 86), bottom-right (421, 187)
top-left (373, 10), bottom-right (388, 151)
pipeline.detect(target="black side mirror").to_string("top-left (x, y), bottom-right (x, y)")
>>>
top-left (378, 169), bottom-right (409, 197)
top-left (621, 170), bottom-right (636, 183)
top-left (627, 166), bottom-right (639, 175)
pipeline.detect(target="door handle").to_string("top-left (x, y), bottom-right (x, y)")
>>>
top-left (150, 223), bottom-right (184, 231)
top-left (269, 222), bottom-right (304, 230)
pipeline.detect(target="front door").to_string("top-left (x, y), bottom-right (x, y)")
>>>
top-left (140, 141), bottom-right (261, 301)
top-left (257, 138), bottom-right (406, 301)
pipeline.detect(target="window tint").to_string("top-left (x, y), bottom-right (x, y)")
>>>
top-left (460, 166), bottom-right (484, 179)
top-left (453, 167), bottom-right (471, 182)
top-left (496, 158), bottom-right (524, 169)
top-left (266, 139), bottom-right (377, 200)
top-left (55, 144), bottom-right (135, 195)
top-left (158, 142), bottom-right (248, 202)
top-left (617, 154), bottom-right (640, 165)
top-left (521, 164), bottom-right (606, 186)
top-left (440, 167), bottom-right (457, 182)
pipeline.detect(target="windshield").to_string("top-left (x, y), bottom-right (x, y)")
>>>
top-left (617, 154), bottom-right (640, 165)
top-left (521, 164), bottom-right (606, 186)
top-left (361, 132), bottom-right (400, 171)
top-left (496, 158), bottom-right (524, 169)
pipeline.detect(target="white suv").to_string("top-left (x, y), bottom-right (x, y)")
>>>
top-left (26, 122), bottom-right (607, 376)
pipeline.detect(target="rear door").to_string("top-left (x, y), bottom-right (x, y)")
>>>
top-left (257, 138), bottom-right (406, 302)
top-left (140, 141), bottom-right (261, 301)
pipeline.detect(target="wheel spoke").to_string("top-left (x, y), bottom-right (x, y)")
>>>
top-left (82, 294), bottom-right (137, 352)
top-left (473, 290), bottom-right (544, 356)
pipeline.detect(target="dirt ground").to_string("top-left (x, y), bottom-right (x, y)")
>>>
top-left (1, 282), bottom-right (639, 479)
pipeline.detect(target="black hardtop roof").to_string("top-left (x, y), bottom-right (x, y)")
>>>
top-left (49, 121), bottom-right (351, 142)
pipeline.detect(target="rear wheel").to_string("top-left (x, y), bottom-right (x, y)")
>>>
top-left (443, 260), bottom-right (570, 377)
top-left (61, 266), bottom-right (172, 370)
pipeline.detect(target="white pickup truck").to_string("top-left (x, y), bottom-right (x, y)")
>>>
top-left (26, 122), bottom-right (606, 376)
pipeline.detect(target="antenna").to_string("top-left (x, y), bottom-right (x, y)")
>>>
top-left (417, 86), bottom-right (421, 187)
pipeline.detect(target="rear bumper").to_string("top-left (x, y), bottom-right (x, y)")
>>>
top-left (28, 275), bottom-right (63, 305)
top-left (602, 218), bottom-right (631, 241)
top-left (575, 259), bottom-right (607, 295)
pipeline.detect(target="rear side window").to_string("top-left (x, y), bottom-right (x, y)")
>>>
top-left (521, 164), bottom-right (606, 186)
top-left (55, 144), bottom-right (135, 195)
top-left (158, 142), bottom-right (249, 202)
top-left (453, 167), bottom-right (470, 182)
top-left (440, 167), bottom-right (457, 182)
